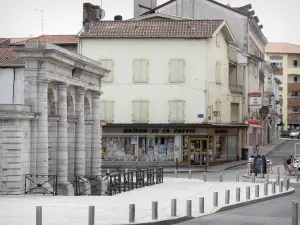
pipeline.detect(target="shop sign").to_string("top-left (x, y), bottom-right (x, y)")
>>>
top-left (123, 128), bottom-right (196, 134)
top-left (247, 120), bottom-right (261, 125)
top-left (249, 92), bottom-right (262, 109)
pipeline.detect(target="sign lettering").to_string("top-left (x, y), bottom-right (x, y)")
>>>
top-left (123, 128), bottom-right (196, 134)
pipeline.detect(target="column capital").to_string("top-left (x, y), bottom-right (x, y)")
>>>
top-left (92, 91), bottom-right (103, 98)
top-left (37, 78), bottom-right (51, 86)
top-left (56, 82), bottom-right (69, 89)
top-left (75, 86), bottom-right (86, 94)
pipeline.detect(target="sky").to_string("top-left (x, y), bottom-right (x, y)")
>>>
top-left (0, 0), bottom-right (298, 44)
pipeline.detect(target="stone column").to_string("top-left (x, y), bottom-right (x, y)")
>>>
top-left (56, 82), bottom-right (74, 195)
top-left (91, 91), bottom-right (102, 177)
top-left (75, 87), bottom-right (86, 176)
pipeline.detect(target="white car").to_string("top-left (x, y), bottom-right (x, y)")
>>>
top-left (290, 131), bottom-right (300, 139)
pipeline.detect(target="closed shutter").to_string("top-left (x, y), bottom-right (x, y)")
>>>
top-left (169, 59), bottom-right (185, 83)
top-left (169, 101), bottom-right (178, 122)
top-left (133, 101), bottom-right (148, 123)
top-left (100, 101), bottom-right (114, 122)
top-left (231, 103), bottom-right (239, 122)
top-left (176, 101), bottom-right (185, 122)
top-left (133, 59), bottom-right (148, 83)
top-left (140, 101), bottom-right (149, 123)
top-left (99, 59), bottom-right (114, 83)
top-left (169, 101), bottom-right (185, 122)
top-left (132, 101), bottom-right (141, 122)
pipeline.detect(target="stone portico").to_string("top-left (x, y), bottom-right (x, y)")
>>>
top-left (0, 41), bottom-right (108, 195)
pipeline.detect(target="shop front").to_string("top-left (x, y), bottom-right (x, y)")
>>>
top-left (101, 124), bottom-right (245, 168)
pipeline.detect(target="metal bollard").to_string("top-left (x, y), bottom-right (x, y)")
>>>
top-left (272, 181), bottom-right (276, 194)
top-left (174, 169), bottom-right (178, 178)
top-left (199, 197), bottom-right (204, 213)
top-left (255, 185), bottom-right (259, 198)
top-left (265, 174), bottom-right (269, 184)
top-left (264, 183), bottom-right (268, 196)
top-left (106, 169), bottom-right (110, 174)
top-left (280, 180), bottom-right (283, 192)
top-left (276, 175), bottom-right (279, 186)
top-left (292, 200), bottom-right (299, 225)
top-left (213, 192), bottom-right (218, 207)
top-left (125, 168), bottom-right (128, 173)
top-left (251, 173), bottom-right (255, 183)
top-left (36, 206), bottom-right (42, 225)
top-left (246, 186), bottom-right (250, 200)
top-left (88, 206), bottom-right (95, 225)
top-left (247, 163), bottom-right (250, 175)
top-left (277, 167), bottom-right (280, 186)
top-left (129, 204), bottom-right (135, 223)
top-left (152, 201), bottom-right (158, 220)
top-left (225, 190), bottom-right (230, 204)
top-left (189, 170), bottom-right (192, 179)
top-left (219, 173), bottom-right (223, 182)
top-left (203, 172), bottom-right (207, 182)
top-left (186, 200), bottom-right (192, 217)
top-left (287, 178), bottom-right (290, 190)
top-left (236, 172), bottom-right (239, 182)
top-left (297, 171), bottom-right (299, 183)
top-left (171, 199), bottom-right (177, 217)
top-left (236, 187), bottom-right (240, 202)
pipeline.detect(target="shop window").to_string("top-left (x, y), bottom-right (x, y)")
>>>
top-left (132, 100), bottom-right (149, 123)
top-left (138, 136), bottom-right (175, 162)
top-left (133, 59), bottom-right (149, 83)
top-left (215, 136), bottom-right (227, 161)
top-left (231, 103), bottom-right (239, 122)
top-left (169, 59), bottom-right (185, 83)
top-left (100, 101), bottom-right (114, 123)
top-left (102, 136), bottom-right (137, 161)
top-left (248, 133), bottom-right (253, 146)
top-left (169, 100), bottom-right (185, 123)
top-left (227, 136), bottom-right (237, 161)
top-left (182, 136), bottom-right (189, 162)
top-left (215, 61), bottom-right (222, 84)
top-left (99, 59), bottom-right (114, 83)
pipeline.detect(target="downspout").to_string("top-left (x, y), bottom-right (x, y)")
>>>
top-left (12, 68), bottom-right (16, 104)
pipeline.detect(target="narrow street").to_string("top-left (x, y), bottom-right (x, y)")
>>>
top-left (177, 140), bottom-right (300, 225)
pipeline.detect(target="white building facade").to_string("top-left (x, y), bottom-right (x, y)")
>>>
top-left (79, 7), bottom-right (248, 168)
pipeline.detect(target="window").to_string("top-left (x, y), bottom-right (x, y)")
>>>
top-left (231, 103), bottom-right (239, 122)
top-left (132, 100), bottom-right (149, 123)
top-left (100, 101), bottom-right (114, 123)
top-left (133, 59), bottom-right (149, 83)
top-left (292, 91), bottom-right (298, 96)
top-left (169, 100), bottom-right (185, 123)
top-left (293, 60), bottom-right (298, 67)
top-left (215, 61), bottom-right (222, 84)
top-left (169, 59), bottom-right (185, 83)
top-left (99, 59), bottom-right (114, 83)
top-left (216, 34), bottom-right (220, 47)
top-left (294, 76), bottom-right (298, 83)
top-left (293, 107), bottom-right (300, 112)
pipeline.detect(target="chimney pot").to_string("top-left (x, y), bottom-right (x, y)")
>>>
top-left (114, 15), bottom-right (123, 21)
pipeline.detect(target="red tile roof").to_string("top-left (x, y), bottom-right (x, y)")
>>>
top-left (12, 35), bottom-right (79, 46)
top-left (0, 38), bottom-right (8, 43)
top-left (0, 47), bottom-right (24, 65)
top-left (80, 20), bottom-right (224, 38)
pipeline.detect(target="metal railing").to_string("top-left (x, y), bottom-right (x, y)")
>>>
top-left (25, 174), bottom-right (57, 196)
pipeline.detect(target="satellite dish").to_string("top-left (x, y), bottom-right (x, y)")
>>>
top-left (100, 8), bottom-right (105, 20)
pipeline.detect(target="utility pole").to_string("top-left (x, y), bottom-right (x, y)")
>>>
top-left (34, 8), bottom-right (44, 35)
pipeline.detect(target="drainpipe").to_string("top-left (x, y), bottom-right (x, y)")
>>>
top-left (12, 68), bottom-right (16, 104)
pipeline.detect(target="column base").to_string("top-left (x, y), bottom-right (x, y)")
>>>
top-left (75, 178), bottom-right (91, 196)
top-left (57, 183), bottom-right (74, 196)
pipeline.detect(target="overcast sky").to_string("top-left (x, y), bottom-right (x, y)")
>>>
top-left (0, 0), bottom-right (297, 44)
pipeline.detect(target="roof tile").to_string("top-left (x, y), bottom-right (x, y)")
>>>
top-left (12, 35), bottom-right (78, 46)
top-left (80, 20), bottom-right (224, 38)
top-left (265, 42), bottom-right (300, 54)
top-left (0, 47), bottom-right (24, 65)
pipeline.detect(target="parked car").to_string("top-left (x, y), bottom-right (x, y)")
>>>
top-left (290, 131), bottom-right (300, 139)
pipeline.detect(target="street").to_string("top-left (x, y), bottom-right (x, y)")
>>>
top-left (177, 140), bottom-right (300, 225)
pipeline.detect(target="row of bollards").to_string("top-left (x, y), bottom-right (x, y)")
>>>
top-left (179, 170), bottom-right (241, 183)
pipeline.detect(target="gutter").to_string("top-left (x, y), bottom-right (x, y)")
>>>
top-left (12, 68), bottom-right (15, 104)
top-left (0, 64), bottom-right (24, 68)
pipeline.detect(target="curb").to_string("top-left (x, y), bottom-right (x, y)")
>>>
top-left (265, 140), bottom-right (288, 157)
top-left (216, 188), bottom-right (295, 213)
top-left (118, 188), bottom-right (295, 225)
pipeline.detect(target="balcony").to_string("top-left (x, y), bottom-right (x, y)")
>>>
top-left (288, 98), bottom-right (300, 106)
top-left (288, 82), bottom-right (300, 91)
top-left (287, 66), bottom-right (300, 75)
top-left (288, 113), bottom-right (300, 124)
top-left (229, 83), bottom-right (243, 94)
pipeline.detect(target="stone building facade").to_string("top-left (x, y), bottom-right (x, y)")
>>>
top-left (0, 41), bottom-right (108, 195)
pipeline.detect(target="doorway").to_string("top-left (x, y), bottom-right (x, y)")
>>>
top-left (189, 138), bottom-right (209, 166)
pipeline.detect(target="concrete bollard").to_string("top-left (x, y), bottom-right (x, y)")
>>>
top-left (265, 174), bottom-right (269, 184)
top-left (287, 178), bottom-right (290, 190)
top-left (236, 187), bottom-right (240, 202)
top-left (219, 173), bottom-right (223, 182)
top-left (292, 200), bottom-right (299, 225)
top-left (251, 173), bottom-right (255, 183)
top-left (255, 185), bottom-right (259, 198)
top-left (186, 200), bottom-right (192, 217)
top-left (174, 169), bottom-right (178, 178)
top-left (264, 183), bottom-right (268, 196)
top-left (276, 175), bottom-right (279, 186)
top-left (247, 163), bottom-right (250, 175)
top-left (236, 172), bottom-right (239, 182)
top-left (225, 190), bottom-right (230, 204)
top-left (199, 197), bottom-right (204, 213)
top-left (272, 181), bottom-right (276, 194)
top-left (277, 167), bottom-right (280, 186)
top-left (171, 199), bottom-right (177, 217)
top-left (129, 204), bottom-right (135, 223)
top-left (88, 206), bottom-right (95, 225)
top-left (152, 201), bottom-right (158, 220)
top-left (36, 206), bottom-right (42, 225)
top-left (246, 186), bottom-right (250, 200)
top-left (280, 180), bottom-right (283, 192)
top-left (203, 172), bottom-right (207, 182)
top-left (106, 169), bottom-right (110, 174)
top-left (213, 192), bottom-right (218, 207)
top-left (189, 170), bottom-right (192, 179)
top-left (125, 168), bottom-right (128, 173)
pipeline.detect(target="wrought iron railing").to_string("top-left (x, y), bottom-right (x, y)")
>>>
top-left (123, 172), bottom-right (134, 192)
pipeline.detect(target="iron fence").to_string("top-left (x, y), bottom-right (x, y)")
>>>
top-left (24, 174), bottom-right (57, 196)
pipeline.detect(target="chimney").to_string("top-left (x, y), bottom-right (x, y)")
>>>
top-left (94, 5), bottom-right (101, 21)
top-left (114, 15), bottom-right (123, 21)
top-left (82, 2), bottom-right (103, 32)
top-left (134, 0), bottom-right (157, 17)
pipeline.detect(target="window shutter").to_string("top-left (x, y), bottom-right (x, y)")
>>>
top-left (134, 59), bottom-right (148, 83)
top-left (169, 101), bottom-right (185, 122)
top-left (132, 101), bottom-right (141, 122)
top-left (169, 60), bottom-right (185, 83)
top-left (140, 101), bottom-right (148, 123)
top-left (99, 59), bottom-right (113, 83)
top-left (176, 101), bottom-right (185, 122)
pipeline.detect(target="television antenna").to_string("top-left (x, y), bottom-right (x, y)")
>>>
top-left (34, 8), bottom-right (44, 35)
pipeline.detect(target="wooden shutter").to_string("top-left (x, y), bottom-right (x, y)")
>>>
top-left (231, 103), bottom-right (239, 122)
top-left (140, 101), bottom-right (149, 123)
top-left (104, 101), bottom-right (114, 122)
top-left (133, 59), bottom-right (148, 83)
top-left (169, 101), bottom-right (185, 122)
top-left (169, 59), bottom-right (185, 83)
top-left (176, 101), bottom-right (185, 122)
top-left (99, 59), bottom-right (114, 83)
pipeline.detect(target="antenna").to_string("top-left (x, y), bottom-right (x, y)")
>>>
top-left (34, 8), bottom-right (44, 35)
